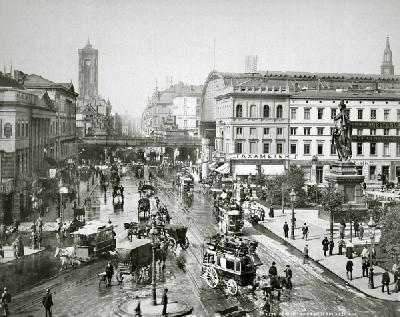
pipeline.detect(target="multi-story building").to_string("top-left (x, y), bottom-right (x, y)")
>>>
top-left (22, 73), bottom-right (78, 163)
top-left (171, 93), bottom-right (201, 137)
top-left (0, 74), bottom-right (56, 223)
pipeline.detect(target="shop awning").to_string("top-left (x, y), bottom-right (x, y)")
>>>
top-left (216, 163), bottom-right (230, 174)
top-left (234, 165), bottom-right (258, 176)
top-left (261, 165), bottom-right (285, 176)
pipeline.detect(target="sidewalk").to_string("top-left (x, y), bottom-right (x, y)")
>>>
top-left (257, 207), bottom-right (399, 301)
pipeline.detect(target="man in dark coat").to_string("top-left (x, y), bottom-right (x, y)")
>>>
top-left (105, 262), bottom-right (114, 286)
top-left (42, 288), bottom-right (53, 317)
top-left (381, 270), bottom-right (390, 294)
top-left (1, 287), bottom-right (11, 316)
top-left (329, 238), bottom-right (334, 256)
top-left (283, 222), bottom-right (289, 238)
top-left (322, 237), bottom-right (329, 257)
top-left (268, 262), bottom-right (277, 277)
top-left (284, 265), bottom-right (293, 289)
top-left (346, 259), bottom-right (353, 280)
top-left (161, 288), bottom-right (168, 316)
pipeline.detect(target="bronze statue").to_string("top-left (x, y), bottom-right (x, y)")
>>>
top-left (332, 100), bottom-right (352, 161)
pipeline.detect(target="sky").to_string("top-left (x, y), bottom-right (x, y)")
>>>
top-left (1, 0), bottom-right (399, 116)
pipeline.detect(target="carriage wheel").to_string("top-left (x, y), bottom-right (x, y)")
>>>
top-left (181, 237), bottom-right (190, 250)
top-left (168, 237), bottom-right (177, 251)
top-left (204, 267), bottom-right (219, 288)
top-left (226, 279), bottom-right (238, 295)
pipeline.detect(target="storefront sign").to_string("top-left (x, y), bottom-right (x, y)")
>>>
top-left (1, 152), bottom-right (15, 178)
top-left (49, 169), bottom-right (57, 178)
top-left (352, 135), bottom-right (400, 143)
top-left (59, 186), bottom-right (68, 194)
top-left (230, 154), bottom-right (297, 160)
top-left (351, 121), bottom-right (400, 129)
top-left (3, 123), bottom-right (12, 138)
top-left (0, 179), bottom-right (14, 194)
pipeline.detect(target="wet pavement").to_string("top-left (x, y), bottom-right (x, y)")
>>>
top-left (3, 169), bottom-right (400, 316)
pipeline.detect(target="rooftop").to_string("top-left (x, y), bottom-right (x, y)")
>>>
top-left (0, 74), bottom-right (24, 89)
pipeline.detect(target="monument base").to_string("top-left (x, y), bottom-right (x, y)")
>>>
top-left (324, 161), bottom-right (368, 221)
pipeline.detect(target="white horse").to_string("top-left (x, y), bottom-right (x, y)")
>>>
top-left (54, 246), bottom-right (79, 271)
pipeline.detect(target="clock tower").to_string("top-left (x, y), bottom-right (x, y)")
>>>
top-left (78, 39), bottom-right (98, 100)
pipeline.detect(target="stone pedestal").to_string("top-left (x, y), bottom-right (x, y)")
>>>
top-left (325, 161), bottom-right (368, 219)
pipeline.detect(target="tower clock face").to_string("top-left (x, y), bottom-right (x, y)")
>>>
top-left (85, 60), bottom-right (91, 66)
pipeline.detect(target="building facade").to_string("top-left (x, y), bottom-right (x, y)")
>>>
top-left (0, 74), bottom-right (57, 223)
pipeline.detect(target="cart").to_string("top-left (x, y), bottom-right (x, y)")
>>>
top-left (70, 221), bottom-right (116, 262)
top-left (201, 235), bottom-right (262, 295)
top-left (217, 207), bottom-right (244, 236)
top-left (68, 207), bottom-right (86, 232)
top-left (116, 239), bottom-right (153, 284)
top-left (158, 223), bottom-right (190, 251)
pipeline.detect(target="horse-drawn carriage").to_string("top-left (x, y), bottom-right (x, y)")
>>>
top-left (202, 235), bottom-right (262, 295)
top-left (112, 186), bottom-right (124, 209)
top-left (158, 223), bottom-right (190, 251)
top-left (137, 197), bottom-right (151, 221)
top-left (133, 163), bottom-right (144, 178)
top-left (68, 207), bottom-right (86, 232)
top-left (70, 221), bottom-right (116, 262)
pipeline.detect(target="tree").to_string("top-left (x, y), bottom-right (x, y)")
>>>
top-left (380, 207), bottom-right (400, 262)
top-left (320, 181), bottom-right (345, 239)
top-left (366, 197), bottom-right (387, 223)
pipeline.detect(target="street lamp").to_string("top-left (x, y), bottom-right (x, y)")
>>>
top-left (290, 188), bottom-right (297, 240)
top-left (368, 216), bottom-right (376, 289)
top-left (149, 219), bottom-right (159, 305)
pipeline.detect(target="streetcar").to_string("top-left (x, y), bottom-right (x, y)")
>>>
top-left (217, 206), bottom-right (244, 236)
top-left (70, 221), bottom-right (116, 261)
top-left (202, 235), bottom-right (262, 295)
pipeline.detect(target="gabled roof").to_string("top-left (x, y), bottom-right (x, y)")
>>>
top-left (24, 74), bottom-right (78, 96)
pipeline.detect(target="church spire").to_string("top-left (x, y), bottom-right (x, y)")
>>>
top-left (381, 36), bottom-right (394, 75)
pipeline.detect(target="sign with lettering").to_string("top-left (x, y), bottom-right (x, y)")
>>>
top-left (1, 152), bottom-right (15, 178)
top-left (0, 180), bottom-right (14, 194)
top-left (351, 121), bottom-right (400, 129)
top-left (49, 169), bottom-right (57, 179)
top-left (230, 154), bottom-right (297, 160)
top-left (3, 123), bottom-right (12, 138)
top-left (352, 135), bottom-right (400, 143)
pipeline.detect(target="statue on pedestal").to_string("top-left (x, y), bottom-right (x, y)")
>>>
top-left (332, 100), bottom-right (352, 161)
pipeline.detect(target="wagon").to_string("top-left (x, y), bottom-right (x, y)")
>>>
top-left (217, 207), bottom-right (244, 236)
top-left (70, 221), bottom-right (116, 262)
top-left (68, 207), bottom-right (86, 232)
top-left (124, 222), bottom-right (150, 241)
top-left (158, 223), bottom-right (189, 251)
top-left (201, 235), bottom-right (262, 295)
top-left (116, 239), bottom-right (153, 284)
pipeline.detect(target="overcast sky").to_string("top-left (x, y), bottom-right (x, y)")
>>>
top-left (1, 0), bottom-right (399, 115)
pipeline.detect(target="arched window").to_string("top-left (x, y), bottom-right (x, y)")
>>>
top-left (263, 105), bottom-right (270, 118)
top-left (21, 120), bottom-right (25, 137)
top-left (25, 121), bottom-right (29, 137)
top-left (236, 104), bottom-right (243, 118)
top-left (250, 105), bottom-right (257, 118)
top-left (277, 105), bottom-right (283, 118)
top-left (17, 120), bottom-right (20, 137)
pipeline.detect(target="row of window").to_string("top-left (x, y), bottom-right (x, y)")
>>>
top-left (290, 108), bottom-right (400, 121)
top-left (235, 104), bottom-right (284, 118)
top-left (16, 120), bottom-right (29, 138)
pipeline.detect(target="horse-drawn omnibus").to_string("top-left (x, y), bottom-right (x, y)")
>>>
top-left (202, 235), bottom-right (262, 295)
top-left (70, 221), bottom-right (116, 262)
top-left (217, 206), bottom-right (244, 236)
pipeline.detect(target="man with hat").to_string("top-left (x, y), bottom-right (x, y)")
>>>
top-left (284, 265), bottom-right (293, 289)
top-left (42, 288), bottom-right (53, 317)
top-left (1, 286), bottom-right (11, 316)
top-left (268, 262), bottom-right (277, 277)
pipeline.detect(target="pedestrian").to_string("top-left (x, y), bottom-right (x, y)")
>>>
top-left (283, 221), bottom-right (289, 238)
top-left (338, 240), bottom-right (345, 255)
top-left (329, 238), bottom-right (334, 256)
top-left (0, 242), bottom-right (3, 259)
top-left (362, 258), bottom-right (370, 277)
top-left (302, 223), bottom-right (309, 240)
top-left (42, 288), bottom-right (53, 317)
top-left (260, 275), bottom-right (271, 297)
top-left (392, 262), bottom-right (399, 275)
top-left (260, 208), bottom-right (265, 222)
top-left (284, 264), bottom-right (293, 289)
top-left (303, 245), bottom-right (309, 264)
top-left (161, 288), bottom-right (168, 316)
top-left (361, 245), bottom-right (369, 260)
top-left (346, 240), bottom-right (354, 259)
top-left (133, 295), bottom-right (141, 317)
top-left (359, 224), bottom-right (364, 240)
top-left (269, 207), bottom-right (274, 218)
top-left (268, 261), bottom-right (277, 277)
top-left (346, 259), bottom-right (353, 280)
top-left (381, 269), bottom-right (390, 294)
top-left (394, 268), bottom-right (400, 293)
top-left (105, 261), bottom-right (114, 286)
top-left (354, 221), bottom-right (359, 238)
top-left (322, 237), bottom-right (329, 257)
top-left (1, 287), bottom-right (11, 316)
top-left (36, 216), bottom-right (43, 233)
top-left (339, 222), bottom-right (346, 239)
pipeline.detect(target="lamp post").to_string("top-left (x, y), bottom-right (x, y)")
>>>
top-left (149, 219), bottom-right (159, 305)
top-left (368, 216), bottom-right (376, 289)
top-left (290, 188), bottom-right (297, 240)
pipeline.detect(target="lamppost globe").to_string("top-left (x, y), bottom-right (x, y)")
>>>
top-left (290, 188), bottom-right (297, 203)
top-left (367, 216), bottom-right (376, 236)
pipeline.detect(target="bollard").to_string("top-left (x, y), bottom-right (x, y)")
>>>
top-left (368, 267), bottom-right (374, 289)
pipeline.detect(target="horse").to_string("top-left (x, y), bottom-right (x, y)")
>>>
top-left (54, 246), bottom-right (78, 271)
